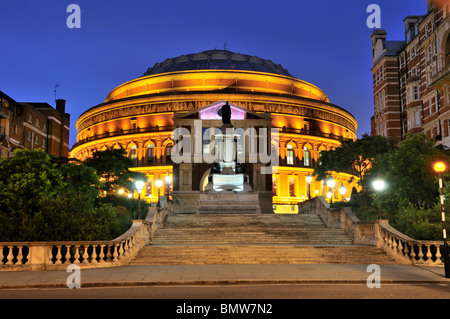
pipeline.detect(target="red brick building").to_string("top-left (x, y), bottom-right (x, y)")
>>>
top-left (371, 1), bottom-right (450, 146)
top-left (0, 91), bottom-right (70, 158)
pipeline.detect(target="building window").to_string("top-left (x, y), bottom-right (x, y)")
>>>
top-left (415, 111), bottom-right (421, 127)
top-left (36, 118), bottom-right (39, 128)
top-left (165, 144), bottom-right (173, 163)
top-left (413, 86), bottom-right (419, 100)
top-left (27, 131), bottom-right (32, 141)
top-left (42, 139), bottom-right (46, 149)
top-left (34, 135), bottom-right (39, 145)
top-left (430, 97), bottom-right (437, 115)
top-left (289, 177), bottom-right (295, 197)
top-left (146, 178), bottom-right (152, 197)
top-left (28, 114), bottom-right (32, 123)
top-left (130, 145), bottom-right (137, 165)
top-left (147, 144), bottom-right (154, 164)
top-left (303, 146), bottom-right (310, 167)
top-left (286, 144), bottom-right (294, 165)
top-left (272, 177), bottom-right (277, 196)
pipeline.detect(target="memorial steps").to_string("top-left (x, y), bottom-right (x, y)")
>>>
top-left (129, 213), bottom-right (397, 265)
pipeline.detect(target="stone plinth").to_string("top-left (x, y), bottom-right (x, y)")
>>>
top-left (196, 192), bottom-right (262, 214)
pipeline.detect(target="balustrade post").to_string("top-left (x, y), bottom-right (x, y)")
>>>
top-left (16, 246), bottom-right (23, 265)
top-left (113, 244), bottom-right (119, 261)
top-left (98, 245), bottom-right (105, 263)
top-left (55, 245), bottom-right (62, 264)
top-left (425, 244), bottom-right (433, 265)
top-left (436, 246), bottom-right (443, 265)
top-left (82, 245), bottom-right (89, 264)
top-left (73, 245), bottom-right (81, 264)
top-left (64, 245), bottom-right (71, 264)
top-left (6, 246), bottom-right (14, 265)
top-left (91, 245), bottom-right (99, 263)
top-left (410, 244), bottom-right (416, 263)
top-left (418, 245), bottom-right (424, 263)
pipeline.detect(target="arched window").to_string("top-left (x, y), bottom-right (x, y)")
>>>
top-left (165, 144), bottom-right (173, 163)
top-left (286, 144), bottom-right (294, 165)
top-left (147, 144), bottom-right (155, 164)
top-left (130, 145), bottom-right (137, 165)
top-left (303, 146), bottom-right (310, 167)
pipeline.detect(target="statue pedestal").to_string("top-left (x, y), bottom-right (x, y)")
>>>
top-left (195, 102), bottom-right (270, 214)
top-left (197, 192), bottom-right (262, 214)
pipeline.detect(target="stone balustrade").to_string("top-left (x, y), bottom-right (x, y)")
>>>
top-left (299, 196), bottom-right (448, 267)
top-left (0, 220), bottom-right (150, 271)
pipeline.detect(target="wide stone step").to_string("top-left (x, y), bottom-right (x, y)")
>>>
top-left (131, 213), bottom-right (395, 265)
top-left (130, 245), bottom-right (397, 265)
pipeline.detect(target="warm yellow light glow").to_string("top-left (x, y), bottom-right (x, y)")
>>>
top-left (434, 162), bottom-right (446, 173)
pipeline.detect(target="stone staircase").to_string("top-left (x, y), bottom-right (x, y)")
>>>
top-left (130, 213), bottom-right (397, 265)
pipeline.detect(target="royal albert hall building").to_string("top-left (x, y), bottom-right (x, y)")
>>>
top-left (70, 50), bottom-right (359, 213)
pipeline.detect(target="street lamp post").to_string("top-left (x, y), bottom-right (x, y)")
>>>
top-left (339, 185), bottom-right (346, 201)
top-left (135, 180), bottom-right (145, 220)
top-left (372, 179), bottom-right (385, 219)
top-left (433, 161), bottom-right (450, 278)
top-left (165, 174), bottom-right (172, 201)
top-left (155, 176), bottom-right (163, 209)
top-left (326, 178), bottom-right (335, 206)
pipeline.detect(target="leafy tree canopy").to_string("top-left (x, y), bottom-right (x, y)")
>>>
top-left (369, 133), bottom-right (450, 215)
top-left (313, 133), bottom-right (396, 187)
top-left (0, 149), bottom-right (132, 241)
top-left (84, 148), bottom-right (146, 194)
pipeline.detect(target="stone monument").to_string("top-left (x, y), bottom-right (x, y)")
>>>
top-left (198, 102), bottom-right (261, 213)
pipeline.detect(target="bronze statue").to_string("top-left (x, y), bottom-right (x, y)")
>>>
top-left (218, 102), bottom-right (231, 125)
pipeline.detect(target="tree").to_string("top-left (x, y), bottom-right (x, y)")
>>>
top-left (0, 150), bottom-right (64, 240)
top-left (313, 133), bottom-right (396, 188)
top-left (0, 149), bottom-right (126, 241)
top-left (392, 200), bottom-right (449, 240)
top-left (370, 134), bottom-right (450, 217)
top-left (84, 148), bottom-right (146, 194)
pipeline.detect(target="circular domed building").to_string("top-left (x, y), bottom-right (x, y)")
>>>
top-left (71, 50), bottom-right (358, 213)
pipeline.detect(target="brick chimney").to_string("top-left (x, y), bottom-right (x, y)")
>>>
top-left (56, 99), bottom-right (66, 114)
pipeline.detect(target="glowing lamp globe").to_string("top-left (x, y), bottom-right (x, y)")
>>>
top-left (155, 178), bottom-right (163, 188)
top-left (135, 180), bottom-right (145, 194)
top-left (434, 162), bottom-right (446, 173)
top-left (372, 180), bottom-right (385, 192)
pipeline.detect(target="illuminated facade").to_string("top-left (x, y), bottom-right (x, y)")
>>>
top-left (70, 50), bottom-right (358, 212)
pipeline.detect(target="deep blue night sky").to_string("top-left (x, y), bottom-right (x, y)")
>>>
top-left (0, 0), bottom-right (428, 148)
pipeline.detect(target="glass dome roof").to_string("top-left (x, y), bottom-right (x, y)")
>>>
top-left (143, 50), bottom-right (294, 77)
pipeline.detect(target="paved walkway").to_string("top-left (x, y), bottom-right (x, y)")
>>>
top-left (0, 263), bottom-right (449, 289)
